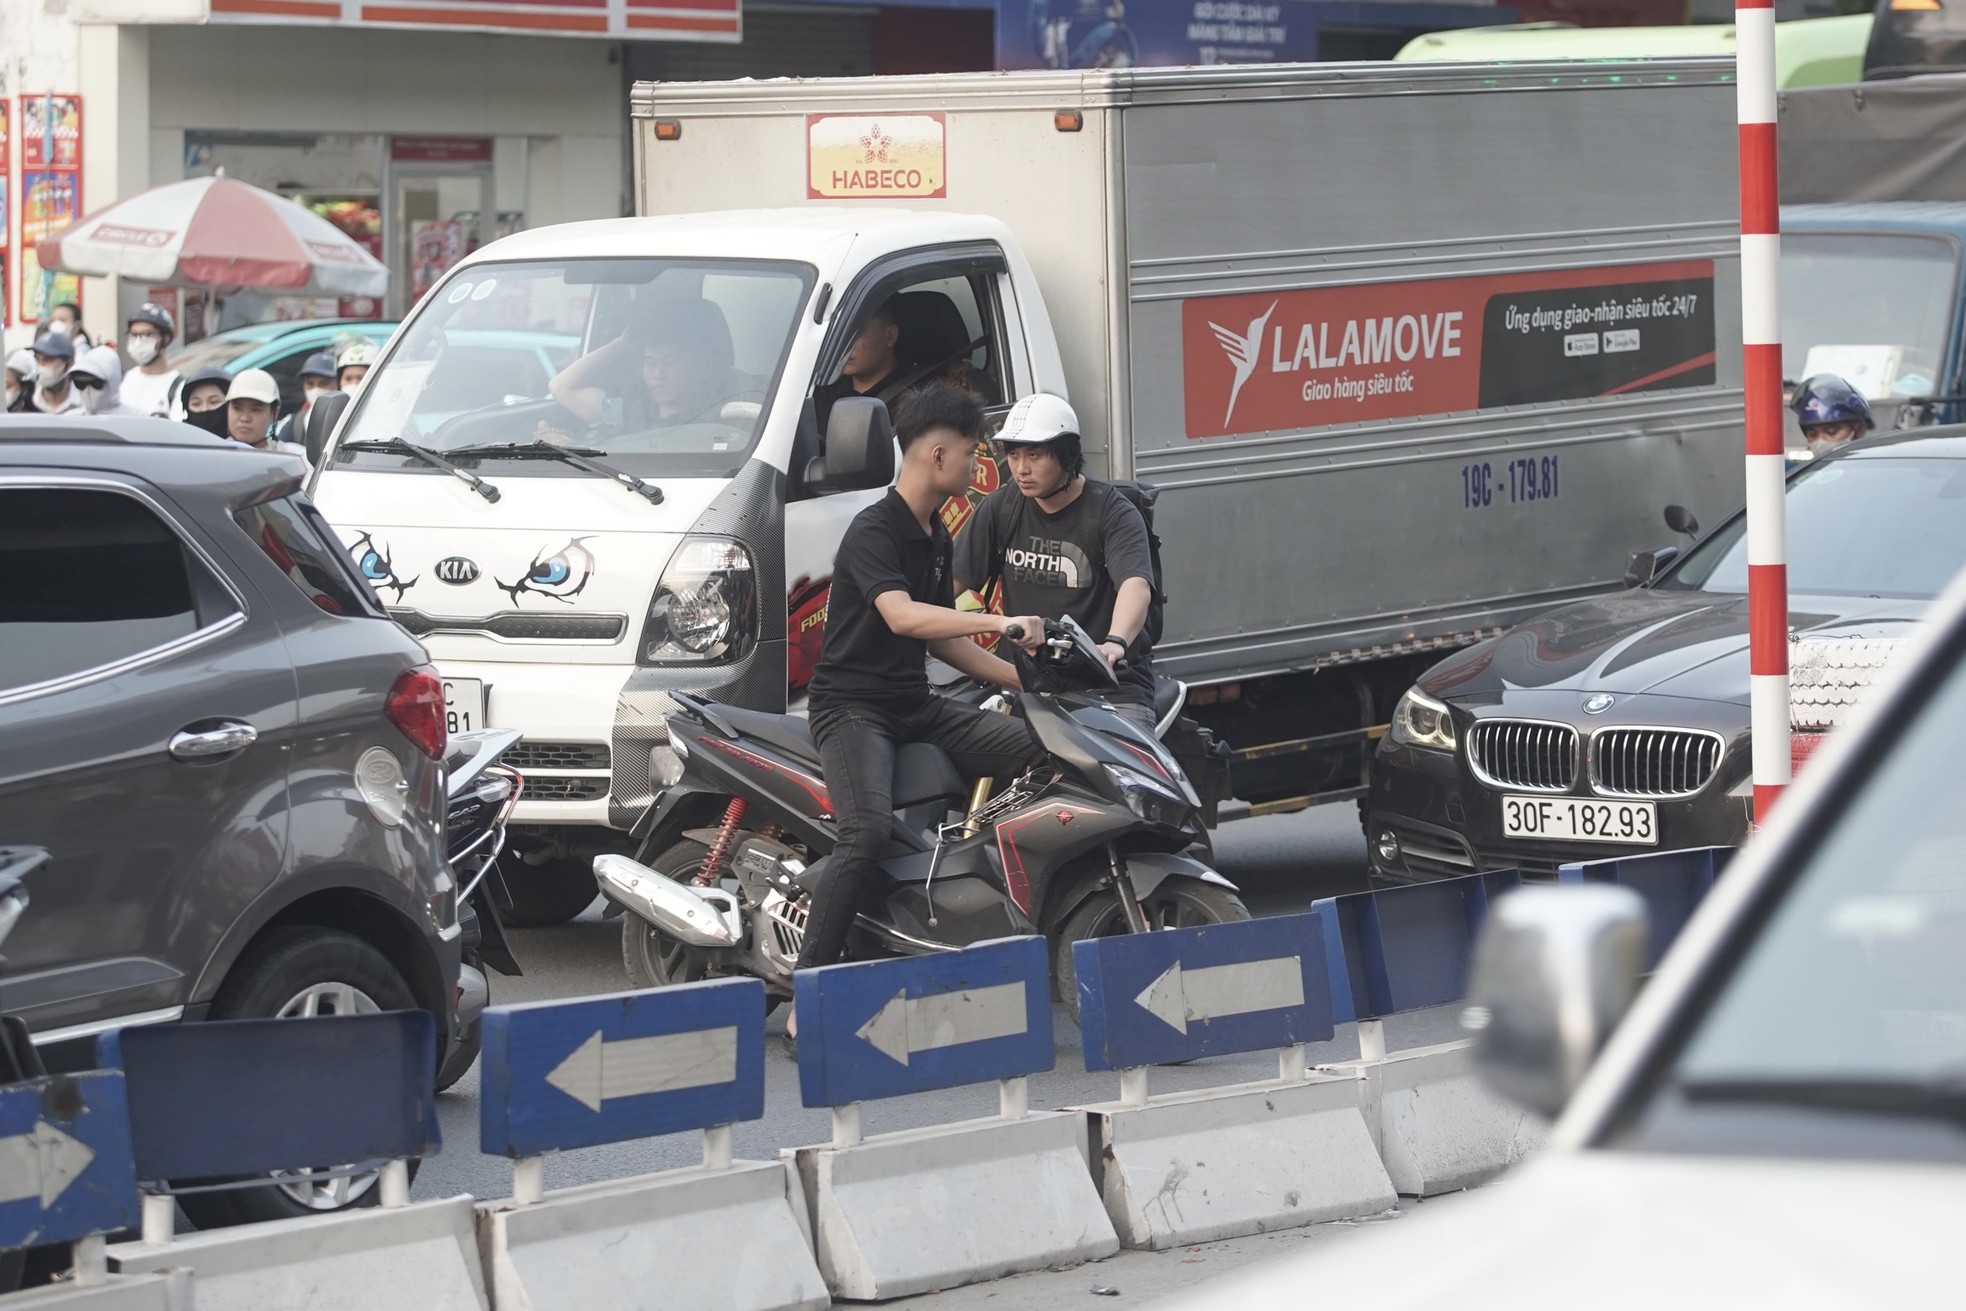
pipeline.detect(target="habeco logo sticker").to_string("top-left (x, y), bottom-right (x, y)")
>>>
top-left (808, 114), bottom-right (947, 200)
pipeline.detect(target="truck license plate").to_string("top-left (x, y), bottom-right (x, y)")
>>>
top-left (1501, 795), bottom-right (1656, 845)
top-left (442, 678), bottom-right (486, 736)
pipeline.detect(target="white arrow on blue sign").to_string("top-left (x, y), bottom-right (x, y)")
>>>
top-left (795, 936), bottom-right (1053, 1107)
top-left (1075, 913), bottom-right (1333, 1071)
top-left (0, 1072), bottom-right (140, 1251)
top-left (480, 977), bottom-right (765, 1158)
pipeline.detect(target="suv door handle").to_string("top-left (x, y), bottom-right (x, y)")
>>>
top-left (169, 721), bottom-right (259, 761)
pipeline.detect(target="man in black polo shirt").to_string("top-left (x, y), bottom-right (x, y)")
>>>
top-left (792, 386), bottom-right (1047, 1002)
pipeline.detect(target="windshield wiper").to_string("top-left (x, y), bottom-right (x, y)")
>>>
top-left (449, 441), bottom-right (664, 506)
top-left (1679, 1075), bottom-right (1966, 1128)
top-left (339, 439), bottom-right (501, 504)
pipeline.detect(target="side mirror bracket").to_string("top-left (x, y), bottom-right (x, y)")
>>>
top-left (804, 396), bottom-right (897, 495)
top-left (1623, 545), bottom-right (1680, 589)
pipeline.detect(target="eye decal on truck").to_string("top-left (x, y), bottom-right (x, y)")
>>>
top-left (498, 537), bottom-right (596, 605)
top-left (350, 532), bottom-right (419, 601)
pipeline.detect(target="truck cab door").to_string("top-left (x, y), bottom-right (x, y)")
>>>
top-left (784, 247), bottom-right (1022, 700)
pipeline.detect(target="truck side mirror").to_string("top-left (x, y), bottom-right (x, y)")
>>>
top-left (1465, 885), bottom-right (1649, 1119)
top-left (805, 396), bottom-right (896, 494)
top-left (1623, 546), bottom-right (1679, 589)
top-left (1663, 504), bottom-right (1700, 538)
top-left (306, 391), bottom-right (353, 467)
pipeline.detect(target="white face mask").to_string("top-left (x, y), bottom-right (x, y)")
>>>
top-left (81, 386), bottom-right (109, 415)
top-left (343, 375), bottom-right (366, 399)
top-left (45, 321), bottom-right (69, 339)
top-left (38, 365), bottom-right (67, 390)
top-left (127, 338), bottom-right (159, 366)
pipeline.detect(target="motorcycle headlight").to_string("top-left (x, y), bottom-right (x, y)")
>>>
top-left (1102, 762), bottom-right (1191, 826)
top-left (1389, 687), bottom-right (1457, 752)
top-left (640, 536), bottom-right (757, 666)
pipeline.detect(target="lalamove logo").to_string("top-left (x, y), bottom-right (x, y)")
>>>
top-left (1206, 302), bottom-right (1277, 427)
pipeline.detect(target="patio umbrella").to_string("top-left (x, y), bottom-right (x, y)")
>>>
top-left (35, 175), bottom-right (388, 297)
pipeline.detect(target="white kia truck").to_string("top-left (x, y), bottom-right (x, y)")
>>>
top-left (312, 59), bottom-right (1745, 921)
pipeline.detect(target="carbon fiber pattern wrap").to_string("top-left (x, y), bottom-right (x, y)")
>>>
top-left (610, 457), bottom-right (789, 828)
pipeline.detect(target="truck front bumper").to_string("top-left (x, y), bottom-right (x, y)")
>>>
top-left (436, 658), bottom-right (638, 828)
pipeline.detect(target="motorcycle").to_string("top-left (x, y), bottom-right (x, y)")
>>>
top-left (597, 617), bottom-right (1250, 1014)
top-left (438, 729), bottom-right (525, 1091)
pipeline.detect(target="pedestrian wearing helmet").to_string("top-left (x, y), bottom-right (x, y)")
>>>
top-left (1791, 374), bottom-right (1873, 458)
top-left (11, 333), bottom-right (82, 415)
top-left (3, 350), bottom-right (32, 412)
top-left (277, 350), bottom-right (338, 449)
top-left (121, 303), bottom-right (182, 419)
top-left (953, 391), bottom-right (1161, 732)
top-left (336, 340), bottom-right (376, 394)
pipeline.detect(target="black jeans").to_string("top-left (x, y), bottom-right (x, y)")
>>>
top-left (794, 693), bottom-right (1041, 970)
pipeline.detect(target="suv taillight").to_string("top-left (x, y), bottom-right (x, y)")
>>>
top-left (386, 665), bottom-right (447, 760)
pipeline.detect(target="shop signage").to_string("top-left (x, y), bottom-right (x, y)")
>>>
top-left (202, 0), bottom-right (739, 43)
top-left (807, 114), bottom-right (947, 201)
top-left (997, 0), bottom-right (1316, 71)
top-left (17, 94), bottom-right (83, 326)
top-left (1181, 260), bottom-right (1718, 440)
top-left (391, 137), bottom-right (493, 164)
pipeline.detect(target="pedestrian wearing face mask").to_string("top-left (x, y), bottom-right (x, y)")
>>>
top-left (120, 304), bottom-right (183, 419)
top-left (66, 346), bottom-right (147, 418)
top-left (40, 302), bottom-right (92, 351)
top-left (276, 351), bottom-right (337, 449)
top-left (335, 340), bottom-right (376, 396)
top-left (9, 334), bottom-right (83, 415)
top-left (178, 368), bottom-right (234, 438)
top-left (2, 350), bottom-right (31, 412)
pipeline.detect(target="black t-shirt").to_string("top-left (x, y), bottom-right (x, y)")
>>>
top-left (813, 369), bottom-right (898, 432)
top-left (954, 480), bottom-right (1156, 698)
top-left (808, 489), bottom-right (953, 711)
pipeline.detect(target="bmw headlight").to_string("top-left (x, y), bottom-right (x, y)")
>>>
top-left (640, 536), bottom-right (757, 665)
top-left (1389, 687), bottom-right (1457, 752)
top-left (1102, 762), bottom-right (1191, 826)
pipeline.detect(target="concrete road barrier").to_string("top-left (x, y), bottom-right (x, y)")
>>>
top-left (1326, 1038), bottom-right (1546, 1196)
top-left (0, 1270), bottom-right (192, 1311)
top-left (790, 938), bottom-right (1117, 1300)
top-left (474, 977), bottom-right (826, 1311)
top-left (1072, 913), bottom-right (1396, 1248)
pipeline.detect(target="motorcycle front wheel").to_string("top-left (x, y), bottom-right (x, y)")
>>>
top-left (1053, 878), bottom-right (1251, 1023)
top-left (620, 839), bottom-right (715, 989)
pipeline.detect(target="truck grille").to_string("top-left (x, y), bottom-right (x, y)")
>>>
top-left (520, 776), bottom-right (610, 802)
top-left (1466, 720), bottom-right (1579, 793)
top-left (1590, 728), bottom-right (1725, 798)
top-left (506, 742), bottom-right (612, 771)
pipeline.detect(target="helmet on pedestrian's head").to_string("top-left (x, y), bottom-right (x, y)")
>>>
top-left (299, 351), bottom-right (337, 383)
top-left (127, 303), bottom-right (176, 344)
top-left (995, 392), bottom-right (1079, 446)
top-left (1790, 374), bottom-right (1873, 431)
top-left (335, 340), bottom-right (377, 372)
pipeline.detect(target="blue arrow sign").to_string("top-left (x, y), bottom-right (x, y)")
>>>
top-left (795, 936), bottom-right (1052, 1107)
top-left (1074, 914), bottom-right (1333, 1071)
top-left (481, 976), bottom-right (765, 1158)
top-left (0, 1072), bottom-right (139, 1251)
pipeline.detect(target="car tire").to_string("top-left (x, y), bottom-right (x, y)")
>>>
top-left (177, 927), bottom-right (423, 1230)
top-left (493, 854), bottom-right (599, 927)
top-left (1053, 877), bottom-right (1251, 1024)
top-left (620, 840), bottom-right (714, 990)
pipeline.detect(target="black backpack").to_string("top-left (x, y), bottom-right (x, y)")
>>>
top-left (986, 477), bottom-right (1167, 648)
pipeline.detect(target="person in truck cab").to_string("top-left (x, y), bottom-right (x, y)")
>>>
top-left (547, 296), bottom-right (740, 437)
top-left (783, 385), bottom-right (1048, 1045)
top-left (814, 298), bottom-right (902, 431)
top-left (1792, 373), bottom-right (1873, 458)
top-left (955, 392), bottom-right (1160, 732)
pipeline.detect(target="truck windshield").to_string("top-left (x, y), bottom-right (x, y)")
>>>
top-left (1781, 233), bottom-right (1957, 400)
top-left (1661, 453), bottom-right (1966, 600)
top-left (1625, 626), bottom-right (1966, 1163)
top-left (331, 257), bottom-right (812, 478)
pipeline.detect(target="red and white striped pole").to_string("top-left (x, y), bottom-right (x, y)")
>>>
top-left (1738, 0), bottom-right (1789, 821)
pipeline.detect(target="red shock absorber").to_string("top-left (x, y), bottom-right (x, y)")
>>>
top-left (697, 796), bottom-right (749, 885)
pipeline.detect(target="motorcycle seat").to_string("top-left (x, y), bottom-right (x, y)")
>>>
top-left (713, 705), bottom-right (821, 762)
top-left (700, 704), bottom-right (970, 809)
top-left (1152, 676), bottom-right (1183, 726)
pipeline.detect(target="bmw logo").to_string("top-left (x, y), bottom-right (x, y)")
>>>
top-left (1583, 693), bottom-right (1616, 715)
top-left (434, 556), bottom-right (481, 586)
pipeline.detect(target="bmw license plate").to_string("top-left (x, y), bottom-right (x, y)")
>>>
top-left (1501, 795), bottom-right (1657, 845)
top-left (442, 678), bottom-right (486, 736)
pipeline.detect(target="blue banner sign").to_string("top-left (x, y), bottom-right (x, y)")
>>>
top-left (0, 1072), bottom-right (139, 1250)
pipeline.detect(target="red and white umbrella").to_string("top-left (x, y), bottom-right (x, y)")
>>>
top-left (36, 175), bottom-right (388, 296)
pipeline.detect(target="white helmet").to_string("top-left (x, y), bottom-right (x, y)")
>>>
top-left (336, 339), bottom-right (378, 371)
top-left (995, 392), bottom-right (1079, 445)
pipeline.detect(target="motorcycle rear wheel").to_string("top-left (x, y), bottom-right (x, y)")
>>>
top-left (620, 839), bottom-right (715, 989)
top-left (1053, 878), bottom-right (1251, 1024)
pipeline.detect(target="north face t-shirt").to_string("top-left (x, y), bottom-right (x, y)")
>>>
top-left (953, 480), bottom-right (1155, 698)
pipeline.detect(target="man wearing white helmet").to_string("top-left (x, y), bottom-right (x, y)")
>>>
top-left (120, 303), bottom-right (183, 419)
top-left (955, 391), bottom-right (1160, 731)
top-left (336, 340), bottom-right (376, 395)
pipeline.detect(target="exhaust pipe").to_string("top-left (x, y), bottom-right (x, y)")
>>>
top-left (594, 854), bottom-right (742, 948)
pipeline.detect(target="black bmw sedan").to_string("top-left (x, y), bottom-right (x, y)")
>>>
top-left (1365, 428), bottom-right (1966, 883)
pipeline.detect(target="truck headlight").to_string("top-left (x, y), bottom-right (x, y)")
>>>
top-left (640, 536), bottom-right (756, 666)
top-left (1389, 687), bottom-right (1457, 752)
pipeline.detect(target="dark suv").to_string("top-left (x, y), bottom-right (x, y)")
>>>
top-left (0, 416), bottom-right (469, 1224)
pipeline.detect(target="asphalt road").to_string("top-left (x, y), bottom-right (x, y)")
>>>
top-left (414, 800), bottom-right (1467, 1211)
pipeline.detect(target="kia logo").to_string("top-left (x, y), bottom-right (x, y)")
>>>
top-left (434, 556), bottom-right (480, 585)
